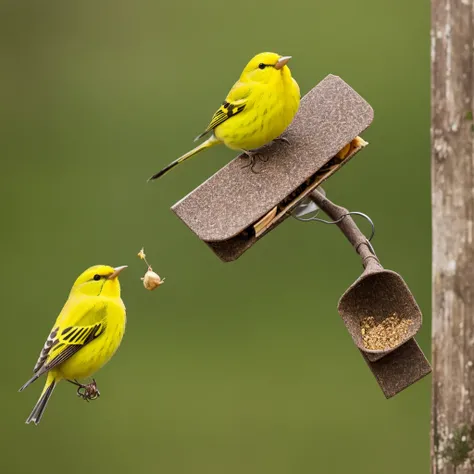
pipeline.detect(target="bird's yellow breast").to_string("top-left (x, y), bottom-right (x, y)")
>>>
top-left (215, 74), bottom-right (300, 151)
top-left (55, 298), bottom-right (126, 381)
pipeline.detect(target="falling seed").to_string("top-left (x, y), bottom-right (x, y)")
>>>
top-left (360, 314), bottom-right (413, 351)
top-left (137, 247), bottom-right (165, 291)
top-left (142, 268), bottom-right (165, 291)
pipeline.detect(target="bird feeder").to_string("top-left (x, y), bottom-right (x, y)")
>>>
top-left (169, 74), bottom-right (431, 398)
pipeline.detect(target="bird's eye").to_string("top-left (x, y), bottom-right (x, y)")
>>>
top-left (258, 63), bottom-right (266, 70)
top-left (93, 274), bottom-right (101, 281)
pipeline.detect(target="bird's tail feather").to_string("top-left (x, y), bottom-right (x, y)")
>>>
top-left (25, 375), bottom-right (56, 425)
top-left (19, 373), bottom-right (40, 392)
top-left (148, 135), bottom-right (220, 181)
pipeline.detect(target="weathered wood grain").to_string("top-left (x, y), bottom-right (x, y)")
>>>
top-left (432, 0), bottom-right (474, 472)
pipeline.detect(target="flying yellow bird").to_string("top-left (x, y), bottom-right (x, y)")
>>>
top-left (148, 51), bottom-right (301, 181)
top-left (19, 264), bottom-right (127, 425)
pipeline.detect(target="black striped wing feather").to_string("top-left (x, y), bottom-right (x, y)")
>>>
top-left (32, 302), bottom-right (107, 377)
top-left (33, 322), bottom-right (104, 376)
top-left (195, 81), bottom-right (250, 140)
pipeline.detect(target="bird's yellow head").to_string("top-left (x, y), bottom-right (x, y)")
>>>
top-left (70, 265), bottom-right (127, 298)
top-left (240, 52), bottom-right (293, 84)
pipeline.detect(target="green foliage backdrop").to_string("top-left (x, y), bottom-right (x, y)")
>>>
top-left (0, 1), bottom-right (430, 473)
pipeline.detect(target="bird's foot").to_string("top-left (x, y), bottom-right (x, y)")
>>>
top-left (68, 378), bottom-right (101, 402)
top-left (240, 150), bottom-right (265, 173)
top-left (273, 136), bottom-right (290, 145)
top-left (240, 139), bottom-right (287, 172)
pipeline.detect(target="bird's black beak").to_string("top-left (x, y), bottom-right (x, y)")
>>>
top-left (274, 56), bottom-right (291, 70)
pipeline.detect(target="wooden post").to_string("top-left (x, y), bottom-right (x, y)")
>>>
top-left (432, 0), bottom-right (474, 472)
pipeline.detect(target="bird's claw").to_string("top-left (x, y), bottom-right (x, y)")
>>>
top-left (241, 151), bottom-right (264, 173)
top-left (76, 379), bottom-right (101, 402)
top-left (241, 140), bottom-right (286, 173)
top-left (274, 136), bottom-right (290, 145)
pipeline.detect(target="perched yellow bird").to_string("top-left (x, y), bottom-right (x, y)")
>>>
top-left (148, 51), bottom-right (300, 181)
top-left (19, 264), bottom-right (127, 425)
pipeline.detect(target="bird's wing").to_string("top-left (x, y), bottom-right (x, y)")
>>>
top-left (195, 81), bottom-right (251, 140)
top-left (32, 299), bottom-right (107, 376)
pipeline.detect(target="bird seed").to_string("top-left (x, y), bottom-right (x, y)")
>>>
top-left (360, 314), bottom-right (412, 350)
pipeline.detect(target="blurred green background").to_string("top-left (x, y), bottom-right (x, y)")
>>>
top-left (0, 1), bottom-right (430, 473)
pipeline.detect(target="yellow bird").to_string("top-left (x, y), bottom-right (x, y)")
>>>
top-left (148, 51), bottom-right (301, 181)
top-left (19, 264), bottom-right (127, 425)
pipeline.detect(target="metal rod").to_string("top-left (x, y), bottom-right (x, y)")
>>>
top-left (308, 189), bottom-right (379, 268)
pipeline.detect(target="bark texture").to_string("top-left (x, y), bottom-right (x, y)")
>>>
top-left (432, 0), bottom-right (474, 472)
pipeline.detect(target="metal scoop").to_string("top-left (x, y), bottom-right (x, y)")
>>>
top-left (307, 189), bottom-right (423, 361)
top-left (338, 257), bottom-right (422, 362)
